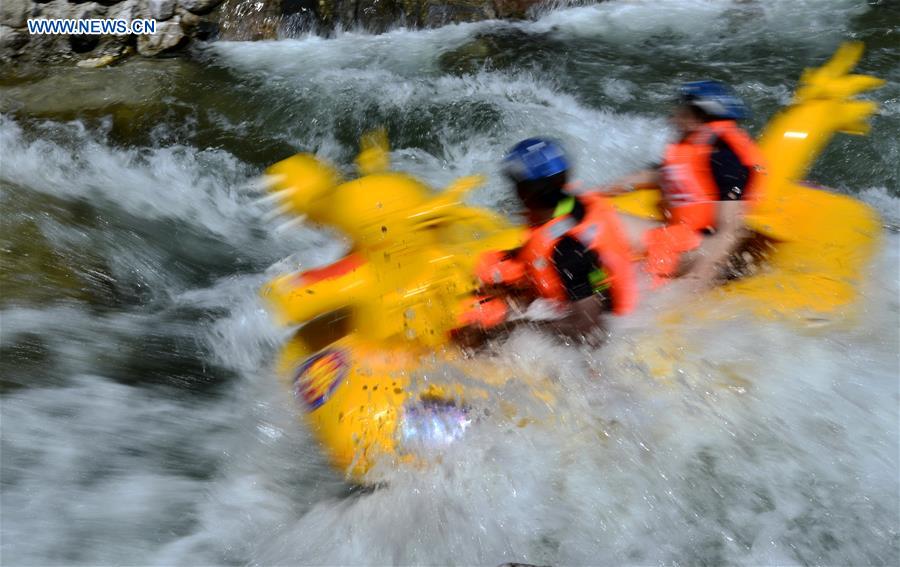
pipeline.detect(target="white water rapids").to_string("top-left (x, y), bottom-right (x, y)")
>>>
top-left (1, 1), bottom-right (898, 565)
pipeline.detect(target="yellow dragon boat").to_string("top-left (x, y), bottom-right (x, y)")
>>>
top-left (259, 43), bottom-right (883, 483)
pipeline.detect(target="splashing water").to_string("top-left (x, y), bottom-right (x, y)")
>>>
top-left (1, 1), bottom-right (898, 565)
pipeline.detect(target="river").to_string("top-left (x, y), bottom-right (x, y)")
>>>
top-left (1, 0), bottom-right (898, 565)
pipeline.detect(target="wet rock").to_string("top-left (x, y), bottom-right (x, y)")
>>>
top-left (34, 0), bottom-right (73, 19)
top-left (281, 0), bottom-right (317, 35)
top-left (85, 2), bottom-right (136, 59)
top-left (146, 0), bottom-right (177, 20)
top-left (314, 0), bottom-right (509, 30)
top-left (175, 4), bottom-right (197, 25)
top-left (214, 0), bottom-right (280, 40)
top-left (313, 0), bottom-right (352, 26)
top-left (316, 0), bottom-right (419, 30)
top-left (67, 3), bottom-right (108, 54)
top-left (422, 0), bottom-right (495, 27)
top-left (34, 0), bottom-right (72, 19)
top-left (179, 0), bottom-right (224, 16)
top-left (357, 0), bottom-right (402, 33)
top-left (76, 52), bottom-right (125, 67)
top-left (2, 2), bottom-right (76, 64)
top-left (136, 16), bottom-right (185, 56)
top-left (438, 33), bottom-right (492, 72)
top-left (174, 5), bottom-right (213, 39)
top-left (111, 0), bottom-right (141, 20)
top-left (5, 0), bottom-right (554, 65)
top-left (335, 0), bottom-right (358, 25)
top-left (72, 2), bottom-right (108, 20)
top-left (0, 0), bottom-right (29, 28)
top-left (69, 32), bottom-right (100, 53)
top-left (1, 25), bottom-right (29, 52)
top-left (282, 0), bottom-right (317, 20)
top-left (492, 0), bottom-right (541, 19)
top-left (7, 33), bottom-right (61, 64)
top-left (185, 8), bottom-right (220, 39)
top-left (437, 27), bottom-right (536, 73)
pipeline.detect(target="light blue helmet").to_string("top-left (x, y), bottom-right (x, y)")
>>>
top-left (502, 138), bottom-right (569, 183)
top-left (679, 80), bottom-right (748, 120)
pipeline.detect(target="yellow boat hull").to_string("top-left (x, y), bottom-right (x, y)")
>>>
top-left (611, 182), bottom-right (881, 319)
top-left (278, 328), bottom-right (556, 480)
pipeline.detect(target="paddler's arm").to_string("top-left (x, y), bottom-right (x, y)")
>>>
top-left (682, 199), bottom-right (747, 288)
top-left (682, 138), bottom-right (753, 288)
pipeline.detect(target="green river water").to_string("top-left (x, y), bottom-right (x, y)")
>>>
top-left (1, 1), bottom-right (898, 565)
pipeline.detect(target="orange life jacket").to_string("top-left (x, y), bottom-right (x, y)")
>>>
top-left (477, 195), bottom-right (637, 316)
top-left (659, 120), bottom-right (765, 231)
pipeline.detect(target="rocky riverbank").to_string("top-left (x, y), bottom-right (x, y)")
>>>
top-left (1, 0), bottom-right (554, 66)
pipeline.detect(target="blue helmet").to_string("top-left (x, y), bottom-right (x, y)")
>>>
top-left (679, 80), bottom-right (748, 120)
top-left (502, 138), bottom-right (569, 183)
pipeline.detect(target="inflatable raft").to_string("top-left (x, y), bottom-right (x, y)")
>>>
top-left (612, 42), bottom-right (884, 320)
top-left (261, 131), bottom-right (528, 479)
top-left (259, 43), bottom-right (883, 483)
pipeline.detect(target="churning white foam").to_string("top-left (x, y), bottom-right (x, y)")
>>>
top-left (2, 0), bottom-right (896, 564)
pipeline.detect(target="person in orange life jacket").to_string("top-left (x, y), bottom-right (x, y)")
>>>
top-left (461, 138), bottom-right (637, 344)
top-left (599, 81), bottom-right (766, 288)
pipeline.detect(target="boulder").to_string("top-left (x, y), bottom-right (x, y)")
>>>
top-left (67, 3), bottom-right (108, 54)
top-left (357, 0), bottom-right (402, 33)
top-left (281, 0), bottom-right (317, 35)
top-left (1, 24), bottom-right (29, 52)
top-left (146, 0), bottom-right (177, 20)
top-left (7, 2), bottom-right (71, 63)
top-left (313, 0), bottom-right (345, 26)
top-left (34, 0), bottom-right (73, 20)
top-left (315, 0), bottom-right (520, 29)
top-left (5, 0), bottom-right (554, 65)
top-left (76, 52), bottom-right (125, 67)
top-left (72, 2), bottom-right (108, 19)
top-left (175, 5), bottom-right (218, 40)
top-left (422, 0), bottom-right (495, 27)
top-left (336, 0), bottom-right (357, 25)
top-left (492, 0), bottom-right (540, 19)
top-left (282, 0), bottom-right (317, 19)
top-left (178, 0), bottom-right (225, 15)
top-left (136, 16), bottom-right (185, 56)
top-left (1, 0), bottom-right (30, 28)
top-left (109, 0), bottom-right (141, 21)
top-left (176, 5), bottom-right (201, 26)
top-left (214, 0), bottom-right (280, 40)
